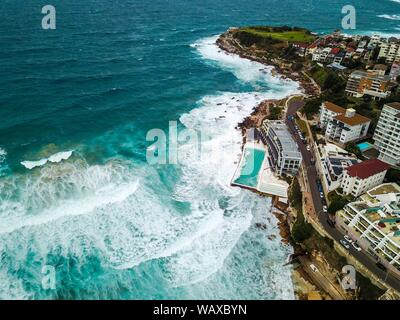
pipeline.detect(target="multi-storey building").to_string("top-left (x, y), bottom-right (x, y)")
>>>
top-left (337, 183), bottom-right (400, 275)
top-left (390, 63), bottom-right (400, 81)
top-left (378, 42), bottom-right (400, 63)
top-left (373, 102), bottom-right (400, 166)
top-left (341, 159), bottom-right (390, 197)
top-left (320, 102), bottom-right (371, 144)
top-left (345, 70), bottom-right (391, 100)
top-left (260, 120), bottom-right (302, 176)
top-left (316, 143), bottom-right (360, 193)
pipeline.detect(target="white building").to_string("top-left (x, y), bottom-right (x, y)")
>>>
top-left (320, 102), bottom-right (371, 144)
top-left (337, 183), bottom-right (400, 275)
top-left (378, 42), bottom-right (400, 63)
top-left (316, 143), bottom-right (360, 193)
top-left (341, 159), bottom-right (390, 197)
top-left (260, 120), bottom-right (302, 176)
top-left (373, 102), bottom-right (400, 166)
top-left (345, 70), bottom-right (391, 100)
top-left (390, 63), bottom-right (400, 81)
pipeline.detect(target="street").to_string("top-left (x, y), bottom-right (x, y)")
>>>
top-left (286, 98), bottom-right (400, 293)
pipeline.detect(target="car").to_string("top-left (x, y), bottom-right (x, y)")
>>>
top-left (323, 206), bottom-right (328, 213)
top-left (320, 192), bottom-right (324, 199)
top-left (310, 264), bottom-right (319, 273)
top-left (306, 145), bottom-right (311, 151)
top-left (352, 242), bottom-right (362, 252)
top-left (344, 235), bottom-right (354, 244)
top-left (340, 239), bottom-right (350, 250)
top-left (376, 262), bottom-right (387, 272)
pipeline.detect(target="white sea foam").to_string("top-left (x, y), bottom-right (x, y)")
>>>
top-left (0, 35), bottom-right (298, 299)
top-left (21, 150), bottom-right (73, 169)
top-left (378, 14), bottom-right (400, 20)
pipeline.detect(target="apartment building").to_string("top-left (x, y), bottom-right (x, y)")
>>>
top-left (260, 120), bottom-right (302, 176)
top-left (378, 42), bottom-right (400, 63)
top-left (316, 143), bottom-right (360, 193)
top-left (341, 159), bottom-right (390, 197)
top-left (320, 102), bottom-right (371, 144)
top-left (337, 183), bottom-right (400, 274)
top-left (373, 102), bottom-right (400, 166)
top-left (345, 70), bottom-right (391, 100)
top-left (390, 63), bottom-right (400, 81)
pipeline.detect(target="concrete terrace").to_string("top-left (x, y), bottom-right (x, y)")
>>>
top-left (231, 141), bottom-right (289, 199)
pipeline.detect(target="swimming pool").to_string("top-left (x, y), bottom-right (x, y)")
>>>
top-left (357, 142), bottom-right (374, 152)
top-left (234, 148), bottom-right (266, 188)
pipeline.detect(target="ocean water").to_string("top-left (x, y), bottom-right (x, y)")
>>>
top-left (0, 0), bottom-right (398, 300)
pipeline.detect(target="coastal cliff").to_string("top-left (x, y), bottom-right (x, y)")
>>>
top-left (217, 27), bottom-right (321, 96)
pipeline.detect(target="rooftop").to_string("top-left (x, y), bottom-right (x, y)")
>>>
top-left (334, 113), bottom-right (371, 126)
top-left (345, 159), bottom-right (390, 179)
top-left (369, 183), bottom-right (400, 196)
top-left (350, 70), bottom-right (391, 82)
top-left (386, 102), bottom-right (400, 111)
top-left (323, 101), bottom-right (346, 114)
top-left (264, 120), bottom-right (302, 159)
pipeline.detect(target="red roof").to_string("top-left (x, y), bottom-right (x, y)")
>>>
top-left (346, 159), bottom-right (390, 179)
top-left (330, 48), bottom-right (341, 55)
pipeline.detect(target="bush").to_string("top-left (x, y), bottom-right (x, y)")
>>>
top-left (292, 210), bottom-right (314, 243)
top-left (345, 142), bottom-right (363, 159)
top-left (302, 97), bottom-right (323, 119)
top-left (289, 178), bottom-right (302, 211)
top-left (385, 168), bottom-right (400, 183)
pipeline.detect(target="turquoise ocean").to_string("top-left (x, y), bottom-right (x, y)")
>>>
top-left (0, 0), bottom-right (399, 299)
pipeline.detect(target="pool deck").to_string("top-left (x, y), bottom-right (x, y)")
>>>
top-left (231, 141), bottom-right (289, 199)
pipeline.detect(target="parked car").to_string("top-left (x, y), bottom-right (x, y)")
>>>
top-left (344, 235), bottom-right (354, 244)
top-left (310, 264), bottom-right (319, 273)
top-left (340, 239), bottom-right (350, 250)
top-left (323, 206), bottom-right (328, 213)
top-left (376, 262), bottom-right (387, 272)
top-left (306, 145), bottom-right (311, 151)
top-left (352, 242), bottom-right (362, 252)
top-left (320, 192), bottom-right (324, 199)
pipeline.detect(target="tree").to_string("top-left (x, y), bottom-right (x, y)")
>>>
top-left (345, 142), bottom-right (363, 159)
top-left (301, 97), bottom-right (323, 119)
top-left (292, 211), bottom-right (314, 243)
top-left (289, 177), bottom-right (302, 211)
top-left (385, 168), bottom-right (400, 183)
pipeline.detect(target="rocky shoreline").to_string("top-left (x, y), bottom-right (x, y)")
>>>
top-left (216, 30), bottom-right (321, 96)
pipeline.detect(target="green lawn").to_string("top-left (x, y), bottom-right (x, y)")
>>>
top-left (240, 27), bottom-right (315, 43)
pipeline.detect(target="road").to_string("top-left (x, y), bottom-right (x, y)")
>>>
top-left (298, 256), bottom-right (345, 300)
top-left (286, 99), bottom-right (400, 293)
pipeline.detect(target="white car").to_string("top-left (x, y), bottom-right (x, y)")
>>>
top-left (344, 235), bottom-right (354, 244)
top-left (323, 206), bottom-right (328, 213)
top-left (306, 145), bottom-right (311, 151)
top-left (352, 242), bottom-right (362, 252)
top-left (340, 239), bottom-right (350, 250)
top-left (310, 264), bottom-right (319, 273)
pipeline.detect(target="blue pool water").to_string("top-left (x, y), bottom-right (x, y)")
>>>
top-left (234, 148), bottom-right (266, 188)
top-left (358, 142), bottom-right (374, 152)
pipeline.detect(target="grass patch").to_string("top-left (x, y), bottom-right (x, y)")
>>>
top-left (296, 118), bottom-right (309, 137)
top-left (240, 27), bottom-right (315, 43)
